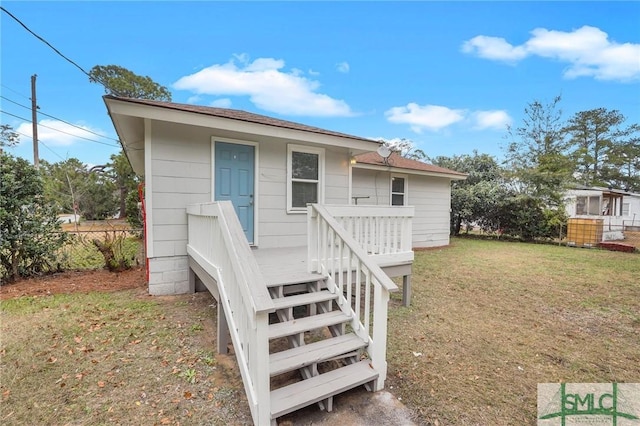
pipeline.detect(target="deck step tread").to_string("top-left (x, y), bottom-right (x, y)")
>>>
top-left (269, 333), bottom-right (367, 376)
top-left (271, 290), bottom-right (337, 310)
top-left (265, 272), bottom-right (325, 287)
top-left (270, 360), bottom-right (378, 419)
top-left (268, 311), bottom-right (350, 340)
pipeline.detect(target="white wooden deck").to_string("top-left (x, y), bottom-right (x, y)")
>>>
top-left (253, 246), bottom-right (323, 286)
top-left (252, 245), bottom-right (412, 306)
top-left (187, 202), bottom-right (416, 424)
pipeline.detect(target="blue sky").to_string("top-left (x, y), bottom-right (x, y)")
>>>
top-left (2, 1), bottom-right (639, 168)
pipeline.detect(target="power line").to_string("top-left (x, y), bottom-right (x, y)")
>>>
top-left (0, 6), bottom-right (115, 94)
top-left (1, 95), bottom-right (120, 142)
top-left (12, 129), bottom-right (66, 162)
top-left (1, 6), bottom-right (91, 78)
top-left (38, 140), bottom-right (67, 162)
top-left (1, 84), bottom-right (30, 100)
top-left (0, 109), bottom-right (121, 148)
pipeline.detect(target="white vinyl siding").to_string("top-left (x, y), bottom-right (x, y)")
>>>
top-left (408, 174), bottom-right (452, 248)
top-left (146, 121), bottom-right (211, 294)
top-left (351, 168), bottom-right (390, 205)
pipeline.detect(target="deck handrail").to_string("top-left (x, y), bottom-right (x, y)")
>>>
top-left (187, 201), bottom-right (273, 425)
top-left (307, 203), bottom-right (401, 390)
top-left (321, 204), bottom-right (414, 256)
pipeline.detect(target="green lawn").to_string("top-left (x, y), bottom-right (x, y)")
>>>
top-left (387, 237), bottom-right (640, 425)
top-left (0, 290), bottom-right (251, 425)
top-left (2, 238), bottom-right (638, 425)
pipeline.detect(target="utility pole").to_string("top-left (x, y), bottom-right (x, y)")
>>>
top-left (31, 74), bottom-right (39, 169)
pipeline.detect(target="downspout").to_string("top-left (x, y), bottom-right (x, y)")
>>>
top-left (138, 182), bottom-right (149, 282)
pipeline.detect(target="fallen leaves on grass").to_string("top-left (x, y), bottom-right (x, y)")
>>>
top-left (1, 288), bottom-right (251, 425)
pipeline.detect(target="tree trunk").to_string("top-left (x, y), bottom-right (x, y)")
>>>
top-left (11, 250), bottom-right (20, 282)
top-left (93, 238), bottom-right (122, 272)
top-left (452, 216), bottom-right (462, 236)
top-left (119, 186), bottom-right (127, 219)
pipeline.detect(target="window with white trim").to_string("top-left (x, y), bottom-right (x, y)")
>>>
top-left (287, 144), bottom-right (324, 212)
top-left (391, 174), bottom-right (407, 206)
top-left (576, 196), bottom-right (600, 215)
top-left (622, 203), bottom-right (630, 216)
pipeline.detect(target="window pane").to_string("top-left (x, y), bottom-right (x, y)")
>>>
top-left (292, 181), bottom-right (318, 208)
top-left (392, 194), bottom-right (404, 206)
top-left (292, 152), bottom-right (318, 180)
top-left (623, 203), bottom-right (630, 216)
top-left (588, 196), bottom-right (600, 215)
top-left (576, 197), bottom-right (586, 215)
top-left (392, 177), bottom-right (405, 193)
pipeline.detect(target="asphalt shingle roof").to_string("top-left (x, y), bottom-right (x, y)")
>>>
top-left (105, 95), bottom-right (376, 143)
top-left (355, 151), bottom-right (467, 177)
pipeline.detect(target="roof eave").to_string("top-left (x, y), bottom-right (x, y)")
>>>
top-left (104, 97), bottom-right (146, 175)
top-left (104, 96), bottom-right (381, 152)
top-left (352, 162), bottom-right (467, 180)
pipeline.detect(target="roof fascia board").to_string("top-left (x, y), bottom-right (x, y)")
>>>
top-left (105, 98), bottom-right (380, 152)
top-left (352, 163), bottom-right (467, 180)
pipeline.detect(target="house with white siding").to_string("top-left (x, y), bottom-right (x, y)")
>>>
top-left (565, 186), bottom-right (640, 242)
top-left (104, 95), bottom-right (465, 425)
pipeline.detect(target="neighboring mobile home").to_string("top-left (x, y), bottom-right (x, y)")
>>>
top-left (104, 96), bottom-right (465, 425)
top-left (565, 186), bottom-right (640, 242)
top-left (565, 186), bottom-right (640, 223)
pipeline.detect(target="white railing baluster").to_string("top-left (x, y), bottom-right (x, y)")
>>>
top-left (337, 240), bottom-right (344, 304)
top-left (364, 269), bottom-right (371, 337)
top-left (354, 259), bottom-right (361, 331)
top-left (306, 204), bottom-right (407, 390)
top-left (346, 247), bottom-right (352, 314)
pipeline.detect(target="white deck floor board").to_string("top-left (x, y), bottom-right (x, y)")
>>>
top-left (253, 246), bottom-right (324, 286)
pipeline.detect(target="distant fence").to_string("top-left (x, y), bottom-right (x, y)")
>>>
top-left (56, 229), bottom-right (144, 270)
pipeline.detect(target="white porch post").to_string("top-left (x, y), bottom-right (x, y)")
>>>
top-left (371, 282), bottom-right (390, 391)
top-left (307, 205), bottom-right (319, 273)
top-left (254, 312), bottom-right (271, 425)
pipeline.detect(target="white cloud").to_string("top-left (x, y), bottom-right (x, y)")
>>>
top-left (462, 25), bottom-right (640, 81)
top-left (385, 104), bottom-right (512, 133)
top-left (462, 36), bottom-right (527, 62)
top-left (210, 98), bottom-right (232, 108)
top-left (16, 119), bottom-right (104, 147)
top-left (186, 95), bottom-right (202, 104)
top-left (385, 103), bottom-right (465, 133)
top-left (336, 62), bottom-right (350, 73)
top-left (472, 110), bottom-right (512, 130)
top-left (173, 55), bottom-right (354, 117)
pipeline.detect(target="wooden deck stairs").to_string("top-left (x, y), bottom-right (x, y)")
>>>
top-left (266, 274), bottom-right (378, 421)
top-left (187, 201), bottom-right (412, 425)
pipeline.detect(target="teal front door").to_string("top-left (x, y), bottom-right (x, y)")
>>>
top-left (214, 142), bottom-right (255, 243)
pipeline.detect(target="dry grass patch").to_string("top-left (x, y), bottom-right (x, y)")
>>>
top-left (387, 238), bottom-right (640, 425)
top-left (0, 289), bottom-right (251, 425)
